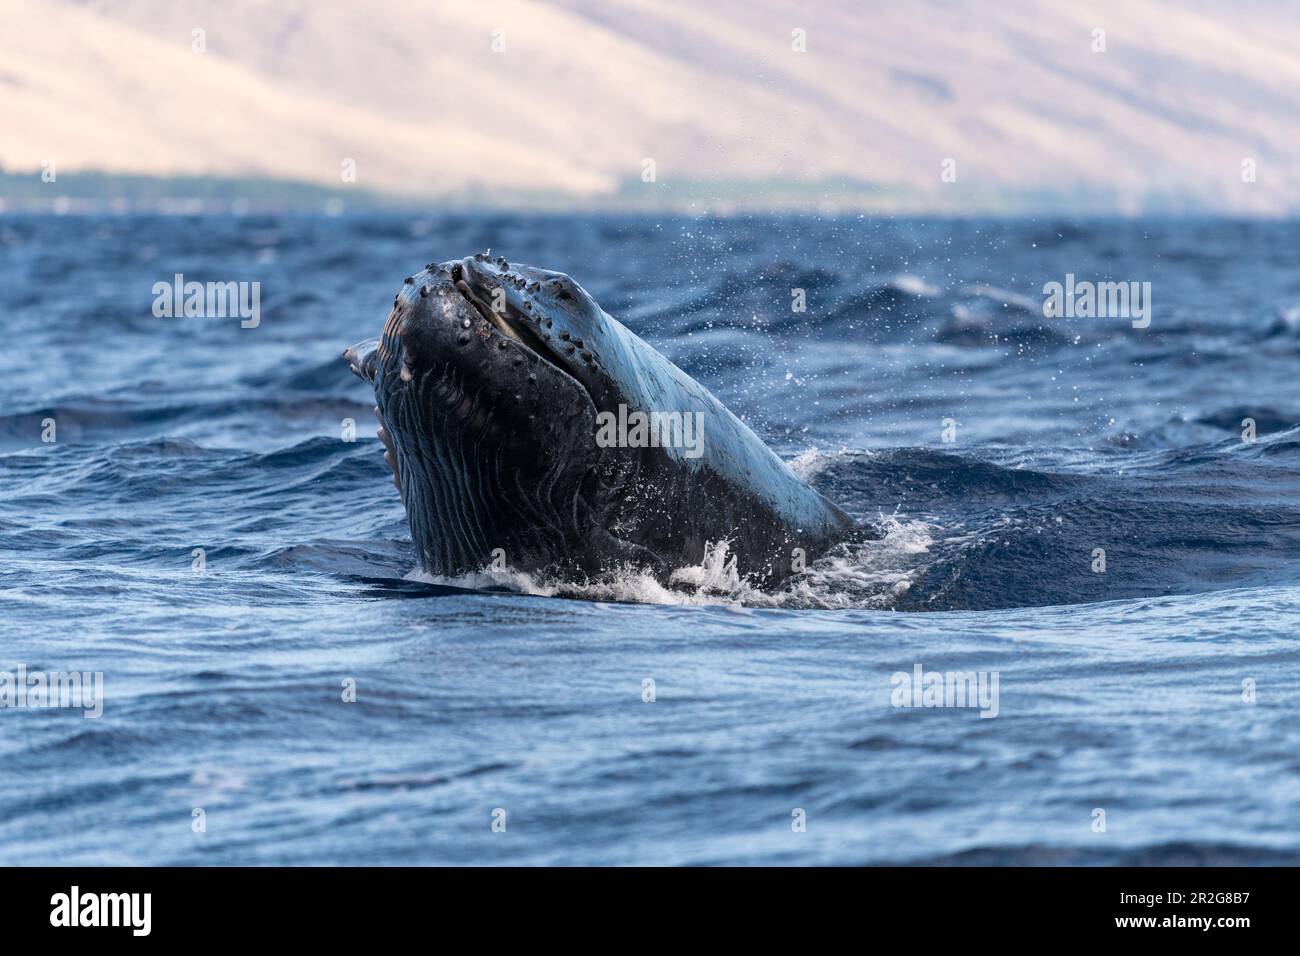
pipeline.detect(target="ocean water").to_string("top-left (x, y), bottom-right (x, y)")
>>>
top-left (1, 213), bottom-right (1298, 865)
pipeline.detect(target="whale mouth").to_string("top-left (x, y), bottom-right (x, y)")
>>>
top-left (449, 262), bottom-right (573, 379)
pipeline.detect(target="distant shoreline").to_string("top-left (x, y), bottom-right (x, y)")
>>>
top-left (3, 169), bottom-right (1291, 218)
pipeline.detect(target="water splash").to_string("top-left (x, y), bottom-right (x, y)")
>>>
top-left (407, 518), bottom-right (936, 610)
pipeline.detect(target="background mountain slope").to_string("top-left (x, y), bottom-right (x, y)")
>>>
top-left (2, 0), bottom-right (1297, 212)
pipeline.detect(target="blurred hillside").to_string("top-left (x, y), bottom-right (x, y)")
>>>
top-left (2, 0), bottom-right (1298, 213)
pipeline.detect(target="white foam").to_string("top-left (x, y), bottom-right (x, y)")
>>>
top-left (890, 274), bottom-right (940, 298)
top-left (788, 445), bottom-right (872, 481)
top-left (405, 515), bottom-right (937, 610)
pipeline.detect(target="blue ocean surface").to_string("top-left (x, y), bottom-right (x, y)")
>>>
top-left (1, 213), bottom-right (1298, 865)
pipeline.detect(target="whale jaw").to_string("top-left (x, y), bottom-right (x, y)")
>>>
top-left (349, 260), bottom-right (613, 578)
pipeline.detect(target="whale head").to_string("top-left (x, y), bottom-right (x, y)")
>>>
top-left (346, 253), bottom-right (858, 586)
top-left (345, 254), bottom-right (636, 577)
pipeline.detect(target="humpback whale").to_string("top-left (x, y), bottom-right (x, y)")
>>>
top-left (345, 255), bottom-right (862, 588)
